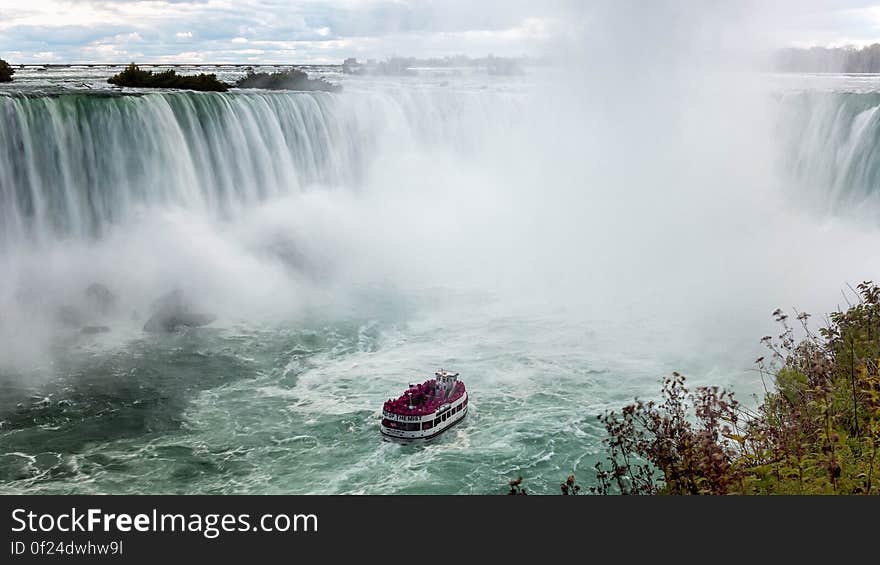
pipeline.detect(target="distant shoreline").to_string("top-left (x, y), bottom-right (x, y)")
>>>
top-left (12, 63), bottom-right (342, 68)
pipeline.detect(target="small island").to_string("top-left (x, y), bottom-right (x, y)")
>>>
top-left (108, 63), bottom-right (229, 92)
top-left (0, 58), bottom-right (14, 82)
top-left (234, 68), bottom-right (341, 92)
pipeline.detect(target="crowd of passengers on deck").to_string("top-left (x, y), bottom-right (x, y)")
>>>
top-left (383, 379), bottom-right (466, 416)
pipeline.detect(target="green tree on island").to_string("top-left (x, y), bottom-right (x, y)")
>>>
top-left (108, 63), bottom-right (229, 92)
top-left (0, 58), bottom-right (15, 82)
top-left (234, 68), bottom-right (341, 92)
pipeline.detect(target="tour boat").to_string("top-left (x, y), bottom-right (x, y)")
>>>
top-left (381, 369), bottom-right (469, 442)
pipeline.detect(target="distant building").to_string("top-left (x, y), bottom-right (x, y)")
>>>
top-left (342, 57), bottom-right (363, 75)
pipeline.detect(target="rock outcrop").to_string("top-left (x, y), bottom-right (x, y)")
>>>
top-left (143, 289), bottom-right (216, 332)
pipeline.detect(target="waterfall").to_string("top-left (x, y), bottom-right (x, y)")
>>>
top-left (0, 88), bottom-right (522, 246)
top-left (778, 91), bottom-right (880, 214)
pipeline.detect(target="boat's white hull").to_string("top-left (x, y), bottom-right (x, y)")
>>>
top-left (381, 400), bottom-right (468, 442)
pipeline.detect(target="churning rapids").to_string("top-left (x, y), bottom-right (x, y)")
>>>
top-left (2, 66), bottom-right (880, 493)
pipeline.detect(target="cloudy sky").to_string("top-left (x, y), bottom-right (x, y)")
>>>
top-left (2, 0), bottom-right (880, 64)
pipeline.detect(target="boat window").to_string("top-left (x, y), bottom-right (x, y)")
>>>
top-left (433, 418), bottom-right (441, 426)
top-left (442, 413), bottom-right (447, 421)
top-left (383, 419), bottom-right (420, 431)
top-left (422, 421), bottom-right (433, 430)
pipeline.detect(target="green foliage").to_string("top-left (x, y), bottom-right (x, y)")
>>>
top-left (776, 368), bottom-right (809, 405)
top-left (503, 474), bottom-right (581, 495)
top-left (596, 281), bottom-right (880, 495)
top-left (108, 63), bottom-right (229, 92)
top-left (234, 68), bottom-right (341, 92)
top-left (592, 375), bottom-right (741, 495)
top-left (0, 58), bottom-right (14, 83)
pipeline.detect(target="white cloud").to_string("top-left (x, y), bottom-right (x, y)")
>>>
top-left (0, 0), bottom-right (581, 62)
top-left (1, 1), bottom-right (878, 63)
top-left (108, 32), bottom-right (144, 43)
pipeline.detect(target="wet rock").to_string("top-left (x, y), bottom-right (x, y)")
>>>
top-left (55, 283), bottom-right (117, 330)
top-left (143, 289), bottom-right (216, 333)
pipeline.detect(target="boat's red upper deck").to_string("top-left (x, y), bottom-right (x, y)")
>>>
top-left (383, 378), bottom-right (466, 416)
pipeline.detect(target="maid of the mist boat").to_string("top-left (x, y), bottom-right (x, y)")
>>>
top-left (380, 370), bottom-right (468, 442)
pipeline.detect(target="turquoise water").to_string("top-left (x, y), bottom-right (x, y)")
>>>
top-left (0, 296), bottom-right (694, 494)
